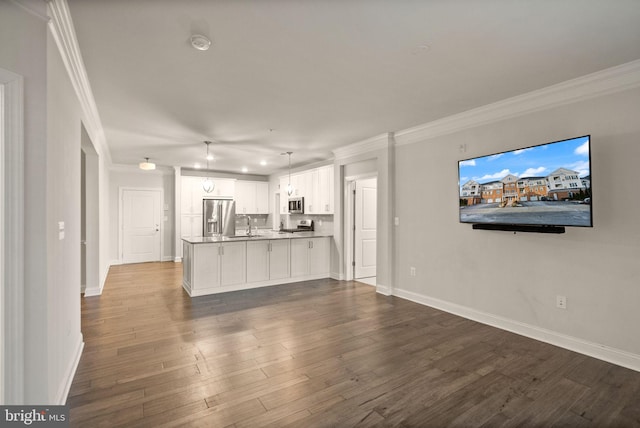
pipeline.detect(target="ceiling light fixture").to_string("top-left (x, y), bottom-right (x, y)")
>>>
top-left (139, 157), bottom-right (156, 171)
top-left (190, 34), bottom-right (212, 51)
top-left (202, 141), bottom-right (215, 193)
top-left (281, 151), bottom-right (294, 196)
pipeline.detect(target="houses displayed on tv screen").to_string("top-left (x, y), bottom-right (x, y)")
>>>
top-left (458, 136), bottom-right (591, 208)
top-left (460, 168), bottom-right (591, 206)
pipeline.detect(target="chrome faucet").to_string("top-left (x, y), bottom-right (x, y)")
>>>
top-left (239, 214), bottom-right (252, 236)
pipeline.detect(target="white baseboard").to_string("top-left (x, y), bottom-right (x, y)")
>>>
top-left (162, 256), bottom-right (173, 262)
top-left (174, 257), bottom-right (182, 263)
top-left (56, 334), bottom-right (84, 405)
top-left (376, 284), bottom-right (392, 296)
top-left (83, 284), bottom-right (102, 297)
top-left (330, 271), bottom-right (344, 280)
top-left (84, 265), bottom-right (108, 297)
top-left (394, 288), bottom-right (640, 373)
top-left (110, 259), bottom-right (121, 266)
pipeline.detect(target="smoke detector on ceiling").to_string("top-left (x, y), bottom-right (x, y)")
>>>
top-left (190, 34), bottom-right (212, 51)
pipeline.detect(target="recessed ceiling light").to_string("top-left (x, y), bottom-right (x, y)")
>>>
top-left (190, 34), bottom-right (212, 51)
top-left (206, 154), bottom-right (214, 161)
top-left (241, 167), bottom-right (248, 173)
top-left (260, 160), bottom-right (267, 166)
top-left (194, 163), bottom-right (201, 169)
top-left (412, 44), bottom-right (431, 55)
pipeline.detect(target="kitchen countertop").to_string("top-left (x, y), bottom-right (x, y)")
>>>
top-left (182, 230), bottom-right (333, 244)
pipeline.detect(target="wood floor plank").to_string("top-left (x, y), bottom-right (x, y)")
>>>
top-left (68, 262), bottom-right (640, 427)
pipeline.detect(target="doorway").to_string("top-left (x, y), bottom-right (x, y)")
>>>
top-left (80, 125), bottom-right (100, 295)
top-left (346, 176), bottom-right (377, 284)
top-left (120, 188), bottom-right (163, 264)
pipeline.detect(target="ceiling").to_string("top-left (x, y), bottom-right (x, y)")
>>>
top-left (67, 0), bottom-right (640, 176)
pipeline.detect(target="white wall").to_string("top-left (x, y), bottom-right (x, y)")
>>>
top-left (109, 166), bottom-right (175, 263)
top-left (393, 86), bottom-right (640, 368)
top-left (1, 0), bottom-right (47, 404)
top-left (46, 30), bottom-right (85, 404)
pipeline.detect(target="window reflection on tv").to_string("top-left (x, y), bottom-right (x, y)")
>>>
top-left (458, 135), bottom-right (592, 227)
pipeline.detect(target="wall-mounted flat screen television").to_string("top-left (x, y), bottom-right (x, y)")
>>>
top-left (458, 135), bottom-right (592, 229)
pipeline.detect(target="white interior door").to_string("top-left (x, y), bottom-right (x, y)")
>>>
top-left (122, 189), bottom-right (162, 264)
top-left (355, 177), bottom-right (377, 279)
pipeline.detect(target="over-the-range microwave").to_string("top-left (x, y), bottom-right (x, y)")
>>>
top-left (288, 197), bottom-right (304, 214)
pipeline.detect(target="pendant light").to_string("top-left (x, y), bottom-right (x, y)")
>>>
top-left (139, 157), bottom-right (156, 171)
top-left (282, 151), bottom-right (294, 196)
top-left (202, 141), bottom-right (215, 193)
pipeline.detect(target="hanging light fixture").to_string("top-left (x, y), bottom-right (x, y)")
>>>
top-left (139, 157), bottom-right (156, 171)
top-left (202, 141), bottom-right (215, 193)
top-left (281, 151), bottom-right (294, 196)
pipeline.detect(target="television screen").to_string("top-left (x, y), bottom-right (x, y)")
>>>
top-left (458, 135), bottom-right (592, 228)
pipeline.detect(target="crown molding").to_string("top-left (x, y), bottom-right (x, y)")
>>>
top-left (395, 59), bottom-right (640, 147)
top-left (47, 0), bottom-right (112, 164)
top-left (8, 0), bottom-right (49, 22)
top-left (333, 132), bottom-right (393, 160)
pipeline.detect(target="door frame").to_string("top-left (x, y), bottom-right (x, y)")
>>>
top-left (344, 173), bottom-right (377, 281)
top-left (118, 187), bottom-right (164, 264)
top-left (80, 125), bottom-right (100, 295)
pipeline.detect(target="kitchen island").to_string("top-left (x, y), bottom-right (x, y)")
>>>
top-left (182, 231), bottom-right (332, 297)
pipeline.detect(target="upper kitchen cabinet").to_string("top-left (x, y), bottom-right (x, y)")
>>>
top-left (317, 165), bottom-right (334, 214)
top-left (181, 176), bottom-right (205, 214)
top-left (279, 176), bottom-right (291, 214)
top-left (277, 165), bottom-right (334, 215)
top-left (235, 181), bottom-right (269, 214)
top-left (181, 176), bottom-right (236, 214)
top-left (206, 178), bottom-right (235, 198)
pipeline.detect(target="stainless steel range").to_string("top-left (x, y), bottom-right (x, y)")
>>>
top-left (281, 219), bottom-right (314, 233)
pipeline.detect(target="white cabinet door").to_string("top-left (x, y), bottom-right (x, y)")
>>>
top-left (290, 238), bottom-right (310, 278)
top-left (181, 176), bottom-right (195, 214)
top-left (291, 173), bottom-right (305, 197)
top-left (193, 244), bottom-right (220, 289)
top-left (309, 237), bottom-right (330, 275)
top-left (318, 165), bottom-right (334, 214)
top-left (182, 176), bottom-right (206, 214)
top-left (220, 241), bottom-right (246, 286)
top-left (236, 181), bottom-right (268, 214)
top-left (280, 177), bottom-right (290, 213)
top-left (269, 239), bottom-right (290, 280)
top-left (180, 215), bottom-right (203, 239)
top-left (213, 178), bottom-right (236, 198)
top-left (256, 182), bottom-right (269, 214)
top-left (246, 240), bottom-right (269, 283)
top-left (290, 237), bottom-right (330, 278)
top-left (180, 215), bottom-right (193, 239)
top-left (305, 169), bottom-right (319, 214)
top-left (235, 181), bottom-right (255, 214)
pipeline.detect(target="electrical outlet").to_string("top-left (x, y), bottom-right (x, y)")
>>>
top-left (410, 267), bottom-right (416, 277)
top-left (556, 295), bottom-right (567, 309)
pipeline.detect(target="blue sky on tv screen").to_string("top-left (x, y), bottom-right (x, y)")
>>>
top-left (459, 136), bottom-right (590, 185)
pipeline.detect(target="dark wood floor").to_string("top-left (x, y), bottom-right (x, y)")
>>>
top-left (68, 262), bottom-right (640, 427)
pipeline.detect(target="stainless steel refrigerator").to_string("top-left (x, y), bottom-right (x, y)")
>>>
top-left (203, 198), bottom-right (236, 237)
